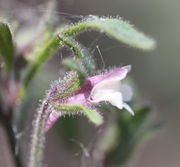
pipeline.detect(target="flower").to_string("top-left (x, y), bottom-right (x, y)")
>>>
top-left (46, 66), bottom-right (134, 131)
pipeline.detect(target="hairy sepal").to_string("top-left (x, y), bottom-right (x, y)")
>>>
top-left (53, 104), bottom-right (103, 126)
top-left (51, 71), bottom-right (82, 101)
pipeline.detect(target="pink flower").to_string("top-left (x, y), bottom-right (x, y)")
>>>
top-left (46, 66), bottom-right (134, 131)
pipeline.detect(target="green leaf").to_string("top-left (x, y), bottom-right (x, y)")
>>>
top-left (58, 34), bottom-right (85, 60)
top-left (25, 29), bottom-right (53, 62)
top-left (0, 22), bottom-right (15, 72)
top-left (130, 107), bottom-right (151, 131)
top-left (59, 35), bottom-right (95, 75)
top-left (61, 16), bottom-right (155, 50)
top-left (24, 34), bottom-right (94, 90)
top-left (54, 105), bottom-right (103, 126)
top-left (105, 107), bottom-right (158, 166)
top-left (24, 35), bottom-right (60, 88)
top-left (25, 1), bottom-right (56, 62)
top-left (23, 2), bottom-right (59, 89)
top-left (24, 15), bottom-right (155, 90)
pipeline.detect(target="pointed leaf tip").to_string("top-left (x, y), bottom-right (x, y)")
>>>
top-left (61, 16), bottom-right (156, 51)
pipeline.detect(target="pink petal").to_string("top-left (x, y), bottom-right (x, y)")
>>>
top-left (88, 66), bottom-right (130, 86)
top-left (46, 66), bottom-right (130, 131)
top-left (45, 111), bottom-right (61, 131)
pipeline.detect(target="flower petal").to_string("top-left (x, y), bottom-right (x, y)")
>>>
top-left (90, 90), bottom-right (123, 110)
top-left (89, 70), bottom-right (125, 108)
top-left (64, 93), bottom-right (91, 106)
top-left (88, 66), bottom-right (130, 86)
top-left (123, 102), bottom-right (135, 115)
top-left (45, 111), bottom-right (61, 131)
top-left (90, 79), bottom-right (121, 97)
top-left (120, 84), bottom-right (133, 102)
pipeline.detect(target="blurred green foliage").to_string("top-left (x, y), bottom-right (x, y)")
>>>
top-left (0, 22), bottom-right (15, 72)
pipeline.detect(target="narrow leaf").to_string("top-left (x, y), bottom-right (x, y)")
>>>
top-left (54, 105), bottom-right (103, 126)
top-left (0, 22), bottom-right (15, 72)
top-left (61, 16), bottom-right (155, 50)
top-left (25, 1), bottom-right (56, 62)
top-left (24, 35), bottom-right (60, 88)
top-left (23, 1), bottom-right (59, 89)
top-left (59, 35), bottom-right (95, 74)
top-left (24, 34), bottom-right (94, 90)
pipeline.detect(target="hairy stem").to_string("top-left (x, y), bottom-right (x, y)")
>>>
top-left (28, 98), bottom-right (51, 167)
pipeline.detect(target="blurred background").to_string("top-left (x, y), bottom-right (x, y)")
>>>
top-left (0, 0), bottom-right (180, 167)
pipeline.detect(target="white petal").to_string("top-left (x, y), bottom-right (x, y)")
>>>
top-left (90, 91), bottom-right (123, 109)
top-left (122, 103), bottom-right (134, 115)
top-left (123, 65), bottom-right (132, 72)
top-left (90, 79), bottom-right (121, 99)
top-left (89, 77), bottom-right (124, 109)
top-left (120, 84), bottom-right (133, 102)
top-left (89, 75), bottom-right (134, 113)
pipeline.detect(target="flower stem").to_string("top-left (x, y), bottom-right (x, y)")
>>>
top-left (28, 98), bottom-right (51, 167)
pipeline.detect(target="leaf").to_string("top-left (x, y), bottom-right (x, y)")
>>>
top-left (105, 107), bottom-right (158, 166)
top-left (24, 15), bottom-right (155, 90)
top-left (0, 22), bottom-right (15, 72)
top-left (25, 1), bottom-right (56, 62)
top-left (61, 16), bottom-right (155, 50)
top-left (24, 34), bottom-right (95, 91)
top-left (59, 35), bottom-right (95, 75)
top-left (129, 107), bottom-right (151, 132)
top-left (23, 2), bottom-right (59, 89)
top-left (25, 29), bottom-right (53, 62)
top-left (24, 35), bottom-right (60, 88)
top-left (58, 34), bottom-right (85, 59)
top-left (129, 107), bottom-right (160, 142)
top-left (54, 105), bottom-right (103, 126)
